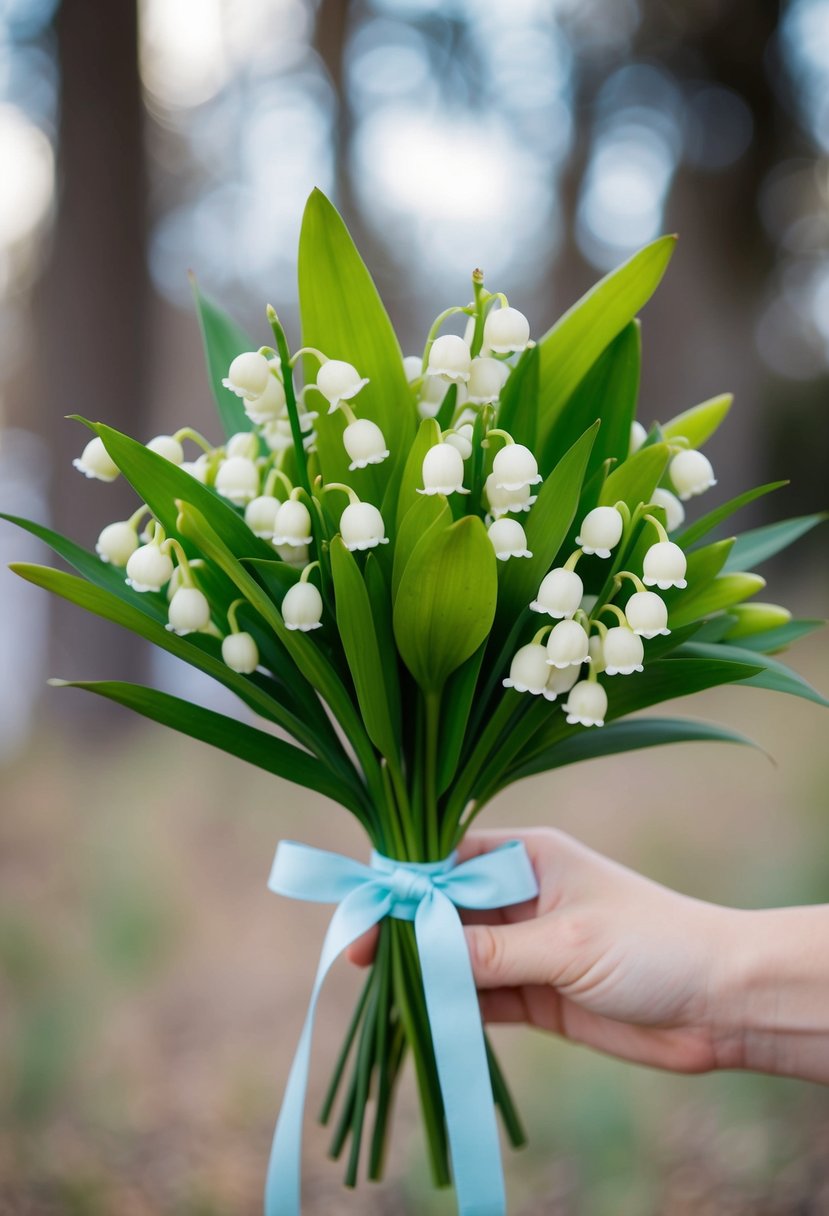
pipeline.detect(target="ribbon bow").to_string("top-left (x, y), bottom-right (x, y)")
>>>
top-left (265, 839), bottom-right (539, 1216)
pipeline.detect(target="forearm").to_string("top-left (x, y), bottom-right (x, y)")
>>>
top-left (712, 905), bottom-right (829, 1083)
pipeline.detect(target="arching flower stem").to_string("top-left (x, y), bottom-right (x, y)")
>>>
top-left (267, 305), bottom-right (312, 498)
top-left (172, 427), bottom-right (213, 454)
top-left (421, 305), bottom-right (473, 375)
top-left (595, 603), bottom-right (628, 627)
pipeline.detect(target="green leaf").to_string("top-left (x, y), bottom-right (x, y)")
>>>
top-left (676, 481), bottom-right (787, 549)
top-left (537, 235), bottom-right (676, 439)
top-left (723, 513), bottom-right (828, 573)
top-left (190, 276), bottom-right (256, 439)
top-left (734, 618), bottom-right (826, 654)
top-left (392, 418), bottom-right (441, 531)
top-left (673, 641), bottom-right (829, 709)
top-left (50, 679), bottom-right (364, 814)
top-left (496, 345), bottom-right (540, 450)
top-left (508, 716), bottom-right (758, 783)
top-left (393, 515), bottom-right (497, 694)
top-left (540, 321), bottom-right (640, 481)
top-left (668, 573), bottom-right (766, 629)
top-left (392, 493), bottom-right (451, 600)
top-left (598, 442), bottom-right (669, 510)
top-left (436, 641), bottom-right (487, 796)
top-left (662, 393), bottom-right (732, 448)
top-left (298, 189), bottom-right (415, 489)
top-left (330, 537), bottom-right (400, 758)
top-left (363, 553), bottom-right (402, 744)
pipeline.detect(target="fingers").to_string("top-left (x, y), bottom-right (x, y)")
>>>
top-left (464, 917), bottom-right (559, 990)
top-left (345, 925), bottom-right (379, 967)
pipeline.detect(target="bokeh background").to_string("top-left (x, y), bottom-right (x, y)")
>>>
top-left (1, 1), bottom-right (829, 1212)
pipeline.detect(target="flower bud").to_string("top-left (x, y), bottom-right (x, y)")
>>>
top-left (492, 443), bottom-right (542, 492)
top-left (576, 506), bottom-right (624, 558)
top-left (96, 520), bottom-right (139, 566)
top-left (484, 473), bottom-right (536, 517)
top-left (222, 631), bottom-right (259, 674)
top-left (167, 586), bottom-right (211, 635)
top-left (275, 542), bottom-right (310, 568)
top-left (340, 502), bottom-right (388, 551)
top-left (343, 418), bottom-right (389, 470)
top-left (316, 360), bottom-right (369, 412)
top-left (181, 454), bottom-right (209, 482)
top-left (502, 643), bottom-right (550, 694)
top-left (403, 354), bottom-right (422, 382)
top-left (147, 434), bottom-right (184, 464)
top-left (724, 602), bottom-right (792, 640)
top-left (444, 423), bottom-right (474, 461)
top-left (215, 456), bottom-right (260, 505)
top-left (427, 334), bottom-right (472, 383)
top-left (651, 487), bottom-right (685, 533)
top-left (562, 680), bottom-right (607, 727)
top-left (282, 581), bottom-right (323, 631)
top-left (245, 495), bottom-right (280, 538)
top-left (643, 541), bottom-right (687, 590)
top-left (126, 543), bottom-right (174, 592)
top-left (417, 375), bottom-right (450, 418)
top-left (73, 436), bottom-right (120, 482)
top-left (588, 633), bottom-right (605, 673)
top-left (483, 306), bottom-right (531, 354)
top-left (223, 351), bottom-right (271, 400)
top-left (530, 568), bottom-right (583, 619)
top-left (629, 420), bottom-right (647, 454)
top-left (487, 517), bottom-right (531, 560)
top-left (624, 590), bottom-right (670, 638)
top-left (272, 499), bottom-right (313, 546)
top-left (670, 449), bottom-right (716, 501)
top-left (602, 627), bottom-right (644, 675)
top-left (226, 431), bottom-right (259, 459)
top-left (546, 619), bottom-right (590, 669)
top-left (544, 664), bottom-right (580, 702)
top-left (244, 373), bottom-right (286, 425)
top-left (466, 356), bottom-right (509, 405)
top-left (420, 443), bottom-right (469, 496)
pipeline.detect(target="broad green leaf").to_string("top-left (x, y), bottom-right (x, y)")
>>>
top-left (540, 322), bottom-right (640, 481)
top-left (392, 417), bottom-right (441, 530)
top-left (669, 572), bottom-right (765, 629)
top-left (676, 481), bottom-right (787, 549)
top-left (723, 513), bottom-right (828, 572)
top-left (734, 618), bottom-right (825, 654)
top-left (436, 641), bottom-right (487, 796)
top-left (599, 442), bottom-right (669, 510)
top-left (496, 345), bottom-right (539, 451)
top-left (393, 515), bottom-right (497, 694)
top-left (673, 641), bottom-right (829, 708)
top-left (662, 393), bottom-right (732, 448)
top-left (190, 277), bottom-right (256, 439)
top-left (537, 235), bottom-right (675, 438)
top-left (392, 493), bottom-right (451, 600)
top-left (507, 716), bottom-right (758, 784)
top-left (298, 189), bottom-right (415, 490)
top-left (50, 679), bottom-right (366, 816)
top-left (363, 552), bottom-right (402, 745)
top-left (496, 423), bottom-right (598, 623)
top-left (330, 537), bottom-right (400, 757)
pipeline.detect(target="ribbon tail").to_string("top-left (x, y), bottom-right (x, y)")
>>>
top-left (264, 883), bottom-right (390, 1216)
top-left (416, 891), bottom-right (507, 1216)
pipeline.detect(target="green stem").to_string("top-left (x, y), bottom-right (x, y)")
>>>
top-left (344, 977), bottom-right (381, 1186)
top-left (424, 691), bottom-right (441, 860)
top-left (267, 306), bottom-right (312, 500)
top-left (319, 970), bottom-right (374, 1126)
top-left (485, 1034), bottom-right (527, 1149)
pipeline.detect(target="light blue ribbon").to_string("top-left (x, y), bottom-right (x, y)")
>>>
top-left (265, 838), bottom-right (539, 1216)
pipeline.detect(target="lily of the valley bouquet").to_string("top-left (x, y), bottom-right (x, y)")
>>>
top-left (6, 191), bottom-right (827, 1216)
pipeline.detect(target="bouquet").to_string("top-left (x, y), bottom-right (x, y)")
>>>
top-left (5, 189), bottom-right (826, 1216)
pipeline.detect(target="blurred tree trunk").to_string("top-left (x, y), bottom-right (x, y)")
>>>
top-left (41, 0), bottom-right (150, 715)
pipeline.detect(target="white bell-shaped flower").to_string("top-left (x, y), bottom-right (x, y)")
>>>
top-left (444, 423), bottom-right (475, 461)
top-left (244, 373), bottom-right (286, 425)
top-left (483, 306), bottom-right (531, 354)
top-left (340, 502), bottom-right (388, 551)
top-left (262, 416), bottom-right (315, 453)
top-left (670, 449), bottom-right (717, 501)
top-left (466, 357), bottom-right (509, 405)
top-left (343, 418), bottom-right (389, 470)
top-left (624, 590), bottom-right (670, 637)
top-left (576, 506), bottom-right (624, 558)
top-left (629, 420), bottom-right (647, 454)
top-left (96, 520), bottom-right (139, 566)
top-left (275, 542), bottom-right (310, 568)
top-left (403, 355), bottom-right (422, 382)
top-left (223, 351), bottom-right (271, 400)
top-left (73, 436), bottom-right (119, 482)
top-left (125, 543), bottom-right (174, 592)
top-left (562, 680), bottom-right (607, 727)
top-left (226, 431), bottom-right (259, 459)
top-left (643, 541), bottom-right (687, 590)
top-left (502, 643), bottom-right (550, 694)
top-left (181, 454), bottom-right (209, 482)
top-left (417, 375), bottom-right (450, 419)
top-left (484, 473), bottom-right (536, 517)
top-left (427, 334), bottom-right (472, 383)
top-left (147, 434), bottom-right (184, 464)
top-left (544, 664), bottom-right (580, 702)
top-left (487, 517), bottom-right (531, 560)
top-left (222, 631), bottom-right (259, 674)
top-left (546, 619), bottom-right (591, 669)
top-left (530, 568), bottom-right (583, 619)
top-left (492, 443), bottom-right (542, 492)
top-left (167, 586), bottom-right (211, 635)
top-left (420, 443), bottom-right (468, 495)
top-left (282, 581), bottom-right (323, 631)
top-left (272, 499), bottom-right (313, 547)
top-left (215, 456), bottom-right (260, 505)
top-left (603, 627), bottom-right (644, 675)
top-left (316, 360), bottom-right (369, 413)
top-left (651, 487), bottom-right (685, 532)
top-left (245, 495), bottom-right (280, 538)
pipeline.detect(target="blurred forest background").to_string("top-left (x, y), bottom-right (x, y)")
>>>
top-left (1, 0), bottom-right (828, 1213)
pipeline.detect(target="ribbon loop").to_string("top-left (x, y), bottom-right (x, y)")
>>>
top-left (265, 839), bottom-right (539, 1216)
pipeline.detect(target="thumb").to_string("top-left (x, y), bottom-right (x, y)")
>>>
top-left (464, 917), bottom-right (558, 990)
